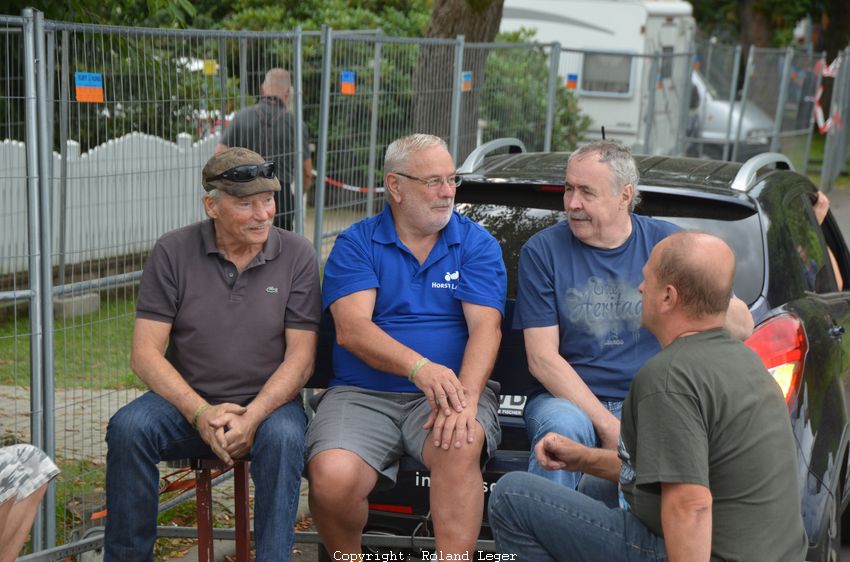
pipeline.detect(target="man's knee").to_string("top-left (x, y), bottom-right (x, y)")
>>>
top-left (308, 449), bottom-right (377, 501)
top-left (426, 425), bottom-right (486, 474)
top-left (255, 402), bottom-right (307, 454)
top-left (106, 401), bottom-right (154, 447)
top-left (526, 398), bottom-right (594, 444)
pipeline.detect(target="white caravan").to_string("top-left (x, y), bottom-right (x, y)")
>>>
top-left (501, 0), bottom-right (696, 154)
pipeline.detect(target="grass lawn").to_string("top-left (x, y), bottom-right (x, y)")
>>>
top-left (0, 292), bottom-right (142, 389)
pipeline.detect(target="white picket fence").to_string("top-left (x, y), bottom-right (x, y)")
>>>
top-left (0, 132), bottom-right (218, 276)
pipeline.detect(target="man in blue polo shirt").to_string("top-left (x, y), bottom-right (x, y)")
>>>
top-left (306, 134), bottom-right (506, 558)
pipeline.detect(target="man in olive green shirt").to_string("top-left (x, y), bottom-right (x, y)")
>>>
top-left (489, 231), bottom-right (807, 562)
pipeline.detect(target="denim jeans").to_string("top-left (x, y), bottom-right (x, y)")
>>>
top-left (524, 392), bottom-right (623, 488)
top-left (104, 391), bottom-right (307, 562)
top-left (488, 472), bottom-right (667, 561)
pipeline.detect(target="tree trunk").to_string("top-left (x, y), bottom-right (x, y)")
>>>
top-left (823, 0), bottom-right (850, 61)
top-left (738, 0), bottom-right (772, 74)
top-left (819, 0), bottom-right (850, 114)
top-left (412, 0), bottom-right (504, 161)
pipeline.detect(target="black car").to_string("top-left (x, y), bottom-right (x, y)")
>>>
top-left (318, 139), bottom-right (850, 562)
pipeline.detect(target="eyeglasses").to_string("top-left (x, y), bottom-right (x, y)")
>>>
top-left (392, 171), bottom-right (462, 190)
top-left (207, 162), bottom-right (276, 183)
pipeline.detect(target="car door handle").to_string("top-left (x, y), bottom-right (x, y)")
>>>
top-left (829, 324), bottom-right (846, 338)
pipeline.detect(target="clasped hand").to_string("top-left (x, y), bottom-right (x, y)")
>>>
top-left (194, 403), bottom-right (258, 465)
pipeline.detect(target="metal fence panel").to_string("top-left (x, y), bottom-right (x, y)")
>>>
top-left (312, 33), bottom-right (460, 262)
top-left (774, 49), bottom-right (823, 170)
top-left (0, 14), bottom-right (32, 453)
top-left (0, 16), bottom-right (313, 550)
top-left (641, 51), bottom-right (692, 156)
top-left (556, 47), bottom-right (690, 155)
top-left (821, 47), bottom-right (850, 192)
top-left (686, 39), bottom-right (742, 159)
top-left (460, 42), bottom-right (555, 156)
top-left (721, 45), bottom-right (822, 168)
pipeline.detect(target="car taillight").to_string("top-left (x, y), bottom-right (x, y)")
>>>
top-left (744, 314), bottom-right (807, 405)
top-left (369, 503), bottom-right (414, 514)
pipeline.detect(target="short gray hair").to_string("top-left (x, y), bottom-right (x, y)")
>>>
top-left (384, 134), bottom-right (449, 174)
top-left (568, 140), bottom-right (641, 211)
top-left (204, 188), bottom-right (224, 202)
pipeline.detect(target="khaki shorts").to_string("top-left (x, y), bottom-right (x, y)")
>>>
top-left (305, 381), bottom-right (501, 490)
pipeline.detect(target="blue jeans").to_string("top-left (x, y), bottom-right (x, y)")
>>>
top-left (524, 392), bottom-right (623, 488)
top-left (104, 391), bottom-right (306, 562)
top-left (488, 472), bottom-right (667, 561)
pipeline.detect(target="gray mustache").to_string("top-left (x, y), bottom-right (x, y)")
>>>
top-left (569, 211), bottom-right (591, 220)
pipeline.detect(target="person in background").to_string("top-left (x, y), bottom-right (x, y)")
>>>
top-left (216, 68), bottom-right (313, 231)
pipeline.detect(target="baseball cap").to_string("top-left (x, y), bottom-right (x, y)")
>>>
top-left (202, 147), bottom-right (280, 197)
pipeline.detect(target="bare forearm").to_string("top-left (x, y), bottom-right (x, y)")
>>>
top-left (248, 338), bottom-right (316, 421)
top-left (528, 349), bottom-right (619, 442)
top-left (337, 317), bottom-right (424, 377)
top-left (132, 349), bottom-right (204, 420)
top-left (580, 446), bottom-right (621, 482)
top-left (457, 325), bottom-right (500, 399)
top-left (661, 485), bottom-right (712, 562)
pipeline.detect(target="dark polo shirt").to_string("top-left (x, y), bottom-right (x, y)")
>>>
top-left (136, 220), bottom-right (321, 404)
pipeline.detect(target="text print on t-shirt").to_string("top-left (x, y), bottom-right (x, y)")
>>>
top-left (565, 276), bottom-right (642, 347)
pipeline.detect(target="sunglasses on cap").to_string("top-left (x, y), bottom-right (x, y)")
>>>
top-left (207, 162), bottom-right (276, 183)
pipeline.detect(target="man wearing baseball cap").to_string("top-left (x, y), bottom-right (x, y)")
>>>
top-left (104, 147), bottom-right (321, 561)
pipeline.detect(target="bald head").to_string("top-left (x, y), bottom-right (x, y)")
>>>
top-left (261, 68), bottom-right (291, 101)
top-left (653, 231), bottom-right (735, 319)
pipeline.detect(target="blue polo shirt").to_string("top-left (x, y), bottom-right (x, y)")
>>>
top-left (322, 204), bottom-right (507, 392)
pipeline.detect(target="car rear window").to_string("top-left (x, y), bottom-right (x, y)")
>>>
top-left (457, 196), bottom-right (764, 305)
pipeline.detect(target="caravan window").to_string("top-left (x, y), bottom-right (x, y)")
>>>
top-left (580, 52), bottom-right (633, 96)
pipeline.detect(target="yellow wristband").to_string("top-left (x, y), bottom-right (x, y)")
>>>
top-left (191, 402), bottom-right (210, 429)
top-left (408, 357), bottom-right (430, 382)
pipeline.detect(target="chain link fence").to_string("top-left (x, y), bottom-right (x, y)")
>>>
top-left (3, 8), bottom-right (850, 559)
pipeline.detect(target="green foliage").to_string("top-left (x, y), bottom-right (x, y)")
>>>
top-left (482, 29), bottom-right (590, 150)
top-left (692, 0), bottom-right (815, 46)
top-left (5, 0), bottom-right (196, 27)
top-left (214, 0), bottom-right (430, 36)
top-left (53, 458), bottom-right (106, 546)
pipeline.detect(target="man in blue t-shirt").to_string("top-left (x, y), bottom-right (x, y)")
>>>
top-left (306, 134), bottom-right (507, 558)
top-left (514, 140), bottom-right (754, 490)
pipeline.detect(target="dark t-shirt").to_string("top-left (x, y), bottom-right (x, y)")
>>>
top-left (513, 214), bottom-right (678, 400)
top-left (619, 328), bottom-right (808, 561)
top-left (221, 97), bottom-right (310, 184)
top-left (136, 220), bottom-right (321, 404)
